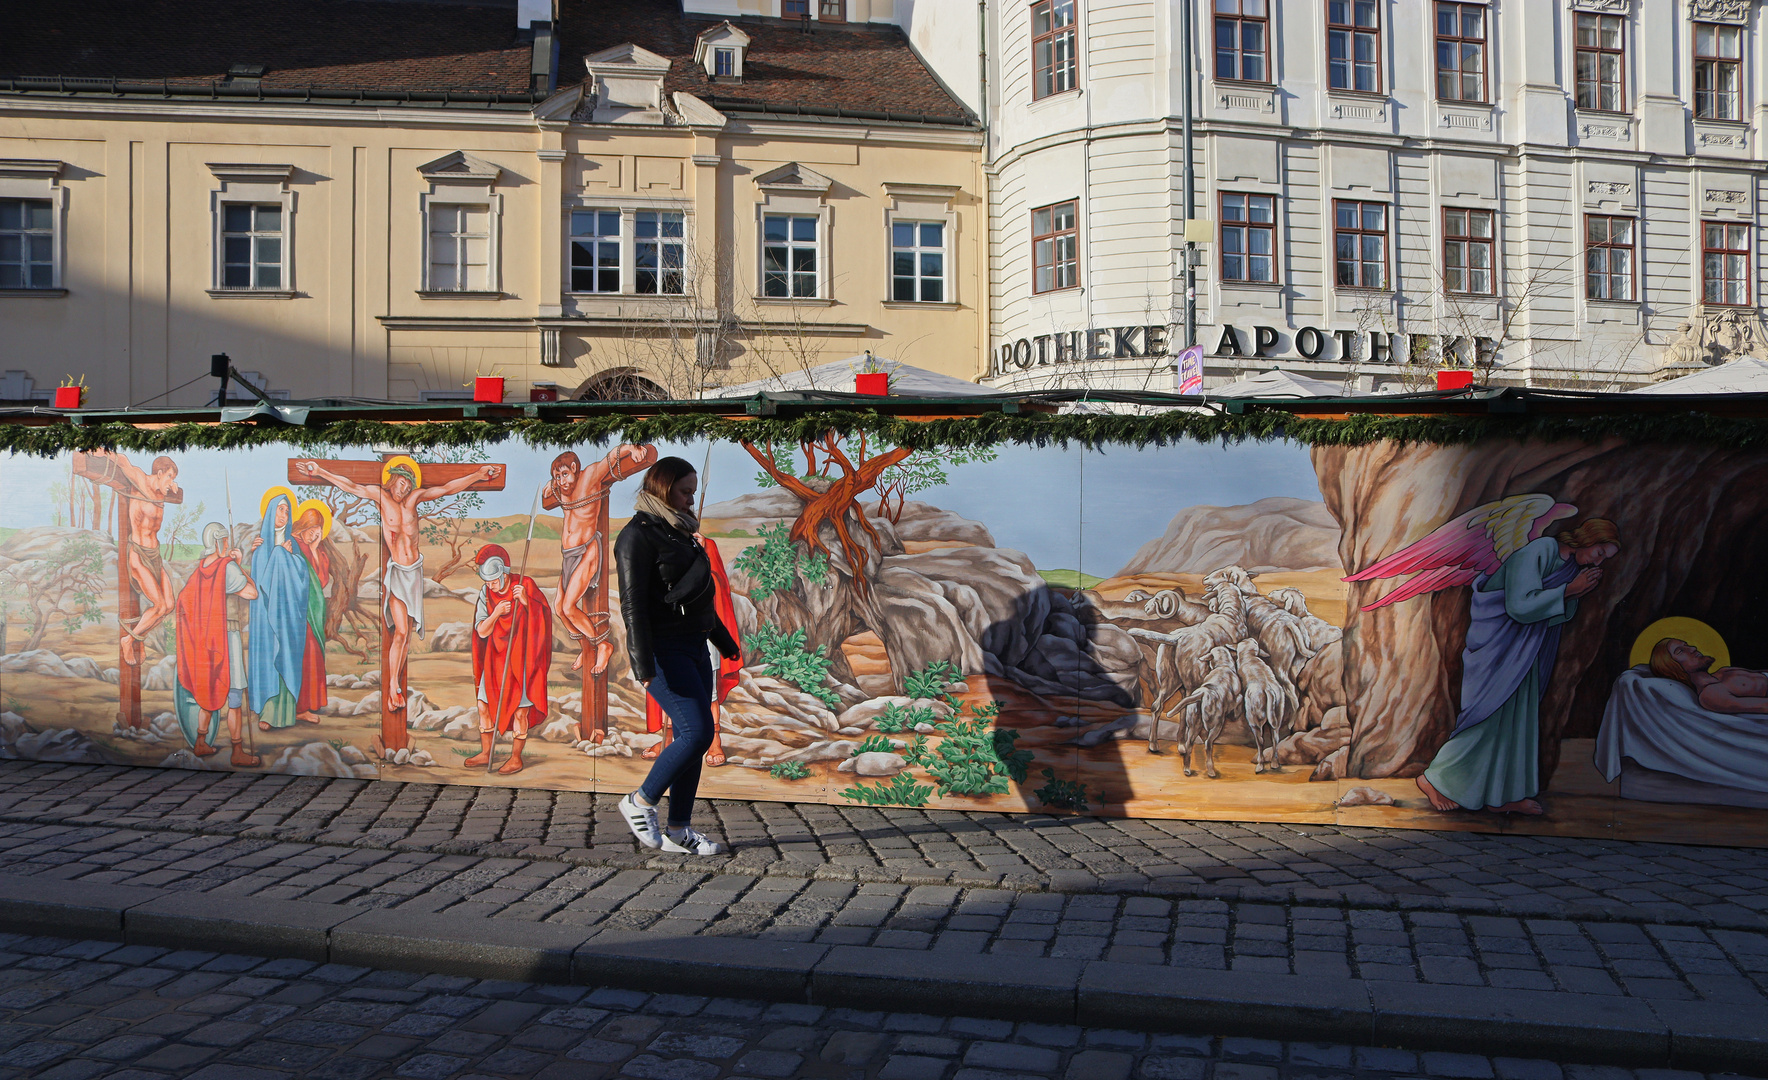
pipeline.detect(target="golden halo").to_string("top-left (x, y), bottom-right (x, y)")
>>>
top-left (1630, 616), bottom-right (1730, 671)
top-left (259, 486), bottom-right (296, 520)
top-left (381, 455), bottom-right (422, 490)
top-left (293, 499), bottom-right (333, 539)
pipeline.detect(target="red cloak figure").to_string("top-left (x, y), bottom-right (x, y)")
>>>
top-left (467, 543), bottom-right (553, 774)
top-left (175, 553), bottom-right (231, 723)
top-left (293, 507), bottom-right (331, 722)
top-left (645, 535), bottom-right (741, 766)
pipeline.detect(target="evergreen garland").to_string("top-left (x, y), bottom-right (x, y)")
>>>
top-left (1, 407), bottom-right (1765, 457)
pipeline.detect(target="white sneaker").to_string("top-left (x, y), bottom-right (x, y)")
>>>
top-left (659, 826), bottom-right (724, 856)
top-left (618, 793), bottom-right (662, 849)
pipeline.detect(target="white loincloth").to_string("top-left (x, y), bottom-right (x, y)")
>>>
top-left (382, 555), bottom-right (426, 639)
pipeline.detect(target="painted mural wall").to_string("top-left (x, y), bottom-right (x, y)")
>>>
top-left (2, 432), bottom-right (1764, 846)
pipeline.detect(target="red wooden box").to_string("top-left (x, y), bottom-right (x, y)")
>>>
top-left (1436, 369), bottom-right (1475, 391)
top-left (472, 376), bottom-right (505, 403)
top-left (52, 386), bottom-right (83, 409)
top-left (854, 372), bottom-right (889, 396)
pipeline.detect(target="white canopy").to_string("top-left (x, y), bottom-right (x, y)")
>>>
top-left (1630, 357), bottom-right (1768, 394)
top-left (1209, 368), bottom-right (1346, 398)
top-left (709, 355), bottom-right (997, 398)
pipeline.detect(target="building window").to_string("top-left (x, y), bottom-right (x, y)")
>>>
top-left (763, 214), bottom-right (818, 298)
top-left (1334, 199), bottom-right (1387, 290)
top-left (1585, 215), bottom-right (1634, 301)
top-left (1435, 2), bottom-right (1488, 103)
top-left (891, 221), bottom-right (946, 302)
top-left (1215, 0), bottom-right (1269, 84)
top-left (1327, 0), bottom-right (1380, 94)
top-left (1031, 199), bottom-right (1078, 293)
top-left (820, 0), bottom-right (845, 20)
top-left (1574, 12), bottom-right (1625, 112)
top-left (1443, 208), bottom-right (1494, 295)
top-left (784, 0), bottom-right (809, 15)
top-left (427, 203), bottom-right (491, 291)
top-left (636, 210), bottom-right (686, 295)
top-left (1031, 1), bottom-right (1078, 100)
top-left (714, 49), bottom-right (734, 77)
top-left (1219, 193), bottom-right (1275, 283)
top-left (219, 204), bottom-right (283, 290)
top-left (570, 210), bottom-right (621, 293)
top-left (1703, 220), bottom-right (1750, 306)
top-left (0, 198), bottom-right (54, 290)
top-left (1695, 22), bottom-right (1742, 121)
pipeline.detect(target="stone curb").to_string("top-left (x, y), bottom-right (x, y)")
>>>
top-left (1, 872), bottom-right (1763, 1072)
top-left (7, 810), bottom-right (1766, 933)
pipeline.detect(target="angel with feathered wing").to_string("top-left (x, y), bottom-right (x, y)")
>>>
top-left (1344, 494), bottom-right (1621, 815)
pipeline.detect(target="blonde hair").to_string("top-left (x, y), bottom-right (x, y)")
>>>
top-left (1558, 518), bottom-right (1620, 551)
top-left (1649, 638), bottom-right (1694, 685)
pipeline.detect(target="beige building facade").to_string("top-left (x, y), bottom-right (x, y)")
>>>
top-left (0, 3), bottom-right (983, 409)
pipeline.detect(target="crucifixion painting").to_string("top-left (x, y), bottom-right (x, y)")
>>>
top-left (70, 450), bottom-right (184, 730)
top-left (291, 454), bottom-right (504, 748)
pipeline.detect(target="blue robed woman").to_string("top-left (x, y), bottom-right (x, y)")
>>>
top-left (249, 493), bottom-right (310, 729)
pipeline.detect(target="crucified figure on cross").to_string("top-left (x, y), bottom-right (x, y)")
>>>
top-left (80, 451), bottom-right (183, 667)
top-left (295, 457), bottom-right (502, 712)
top-left (544, 444), bottom-right (657, 675)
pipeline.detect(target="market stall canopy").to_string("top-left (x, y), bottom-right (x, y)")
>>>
top-left (709, 356), bottom-right (997, 398)
top-left (1209, 368), bottom-right (1347, 398)
top-left (1631, 357), bottom-right (1768, 394)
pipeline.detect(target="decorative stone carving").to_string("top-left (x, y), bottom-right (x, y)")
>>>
top-left (1572, 0), bottom-right (1629, 9)
top-left (1698, 130), bottom-right (1749, 148)
top-left (1705, 188), bottom-right (1748, 204)
top-left (1579, 120), bottom-right (1630, 140)
top-left (1702, 307), bottom-right (1768, 364)
top-left (1689, 0), bottom-right (1754, 24)
top-left (1586, 180), bottom-right (1633, 196)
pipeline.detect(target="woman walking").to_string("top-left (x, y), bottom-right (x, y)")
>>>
top-left (616, 456), bottom-right (742, 854)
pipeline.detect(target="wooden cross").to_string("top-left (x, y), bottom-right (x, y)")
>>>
top-left (286, 458), bottom-right (505, 751)
top-left (541, 485), bottom-right (612, 744)
top-left (70, 450), bottom-right (183, 731)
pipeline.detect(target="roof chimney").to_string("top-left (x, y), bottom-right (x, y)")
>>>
top-left (516, 0), bottom-right (550, 28)
top-left (530, 21), bottom-right (557, 93)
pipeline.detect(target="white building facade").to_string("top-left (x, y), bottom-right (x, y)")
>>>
top-left (922, 0), bottom-right (1768, 392)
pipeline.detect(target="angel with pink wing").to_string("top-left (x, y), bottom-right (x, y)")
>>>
top-left (1345, 495), bottom-right (1621, 815)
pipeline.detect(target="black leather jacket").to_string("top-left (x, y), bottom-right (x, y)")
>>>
top-left (615, 510), bottom-right (740, 683)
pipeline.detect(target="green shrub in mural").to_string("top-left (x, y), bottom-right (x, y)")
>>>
top-left (742, 622), bottom-right (841, 710)
top-left (731, 522), bottom-right (828, 600)
top-left (1034, 769), bottom-right (1090, 813)
top-left (769, 761), bottom-right (811, 781)
top-left (839, 772), bottom-right (933, 808)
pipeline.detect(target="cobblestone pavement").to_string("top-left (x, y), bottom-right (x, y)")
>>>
top-left (0, 932), bottom-right (1760, 1080)
top-left (1, 763), bottom-right (1766, 1015)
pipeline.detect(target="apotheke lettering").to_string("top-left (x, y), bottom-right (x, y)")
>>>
top-left (992, 324), bottom-right (1498, 377)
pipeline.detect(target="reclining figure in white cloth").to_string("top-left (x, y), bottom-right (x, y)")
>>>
top-left (1649, 638), bottom-right (1768, 715)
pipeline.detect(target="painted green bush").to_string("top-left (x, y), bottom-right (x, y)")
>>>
top-left (743, 622), bottom-right (841, 710)
top-left (1034, 768), bottom-right (1090, 812)
top-left (731, 522), bottom-right (829, 600)
top-left (904, 659), bottom-right (963, 704)
top-left (769, 761), bottom-right (812, 781)
top-left (851, 734), bottom-right (896, 757)
top-left (839, 772), bottom-right (933, 807)
top-left (923, 699), bottom-right (1027, 798)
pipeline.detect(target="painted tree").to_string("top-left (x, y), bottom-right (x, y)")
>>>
top-left (0, 535), bottom-right (106, 653)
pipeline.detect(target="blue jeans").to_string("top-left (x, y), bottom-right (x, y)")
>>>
top-left (638, 638), bottom-right (715, 826)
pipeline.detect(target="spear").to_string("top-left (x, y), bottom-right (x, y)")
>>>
top-left (225, 468), bottom-right (253, 760)
top-left (486, 483), bottom-right (544, 775)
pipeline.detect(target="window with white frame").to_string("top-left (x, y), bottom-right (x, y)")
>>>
top-left (427, 204), bottom-right (492, 292)
top-left (0, 199), bottom-right (54, 290)
top-left (570, 210), bottom-right (621, 293)
top-left (762, 214), bottom-right (818, 298)
top-left (1031, 0), bottom-right (1079, 100)
top-left (219, 204), bottom-right (284, 290)
top-left (891, 221), bottom-right (946, 302)
top-left (714, 49), bottom-right (735, 77)
top-left (636, 210), bottom-right (686, 295)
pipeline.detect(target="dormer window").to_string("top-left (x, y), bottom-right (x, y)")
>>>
top-left (694, 21), bottom-right (750, 81)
